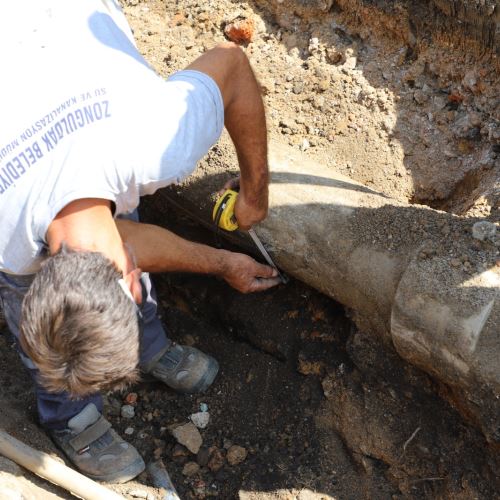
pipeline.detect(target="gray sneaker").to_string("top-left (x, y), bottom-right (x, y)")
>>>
top-left (146, 344), bottom-right (219, 394)
top-left (50, 403), bottom-right (145, 483)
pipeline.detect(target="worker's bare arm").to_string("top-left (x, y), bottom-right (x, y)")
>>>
top-left (116, 219), bottom-right (280, 293)
top-left (186, 43), bottom-right (268, 230)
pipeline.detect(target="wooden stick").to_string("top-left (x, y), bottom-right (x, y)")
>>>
top-left (0, 429), bottom-right (125, 500)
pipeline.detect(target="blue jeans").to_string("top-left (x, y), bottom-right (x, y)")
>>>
top-left (0, 214), bottom-right (170, 430)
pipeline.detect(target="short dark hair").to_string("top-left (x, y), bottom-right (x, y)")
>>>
top-left (20, 246), bottom-right (140, 397)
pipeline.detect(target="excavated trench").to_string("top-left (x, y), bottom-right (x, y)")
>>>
top-left (0, 1), bottom-right (498, 498)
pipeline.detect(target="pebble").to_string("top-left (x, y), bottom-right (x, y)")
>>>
top-left (125, 392), bottom-right (138, 405)
top-left (171, 422), bottom-right (203, 454)
top-left (182, 461), bottom-right (200, 477)
top-left (121, 404), bottom-right (135, 419)
top-left (192, 479), bottom-right (207, 498)
top-left (224, 18), bottom-right (254, 45)
top-left (190, 411), bottom-right (210, 429)
top-left (196, 447), bottom-right (210, 466)
top-left (208, 448), bottom-right (225, 472)
top-left (226, 445), bottom-right (248, 465)
top-left (199, 403), bottom-right (209, 413)
top-left (124, 427), bottom-right (135, 435)
top-left (472, 221), bottom-right (497, 242)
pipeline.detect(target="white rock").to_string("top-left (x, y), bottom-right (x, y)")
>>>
top-left (121, 404), bottom-right (135, 419)
top-left (190, 411), bottom-right (210, 429)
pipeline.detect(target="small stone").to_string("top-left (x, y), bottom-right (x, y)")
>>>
top-left (172, 422), bottom-right (203, 454)
top-left (192, 479), bottom-right (207, 498)
top-left (124, 427), bottom-right (134, 435)
top-left (197, 447), bottom-right (210, 467)
top-left (300, 138), bottom-right (310, 151)
top-left (182, 461), bottom-right (200, 477)
top-left (226, 445), bottom-right (248, 466)
top-left (121, 404), bottom-right (135, 419)
top-left (224, 18), bottom-right (254, 45)
top-left (199, 403), bottom-right (209, 413)
top-left (125, 392), bottom-right (138, 405)
top-left (472, 221), bottom-right (497, 242)
top-left (190, 411), bottom-right (210, 429)
top-left (326, 47), bottom-right (344, 64)
top-left (451, 258), bottom-right (461, 268)
top-left (208, 448), bottom-right (225, 472)
top-left (223, 438), bottom-right (233, 450)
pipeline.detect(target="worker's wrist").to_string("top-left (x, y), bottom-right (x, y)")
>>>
top-left (213, 248), bottom-right (232, 277)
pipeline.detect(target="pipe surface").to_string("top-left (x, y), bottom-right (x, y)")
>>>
top-left (151, 141), bottom-right (499, 444)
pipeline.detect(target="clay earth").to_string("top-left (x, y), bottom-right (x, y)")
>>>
top-left (0, 0), bottom-right (498, 499)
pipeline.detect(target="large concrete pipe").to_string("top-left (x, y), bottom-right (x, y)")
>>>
top-left (148, 142), bottom-right (499, 445)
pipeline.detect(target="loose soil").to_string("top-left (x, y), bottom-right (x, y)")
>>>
top-left (0, 0), bottom-right (498, 499)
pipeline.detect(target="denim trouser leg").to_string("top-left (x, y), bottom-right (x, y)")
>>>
top-left (0, 240), bottom-right (170, 429)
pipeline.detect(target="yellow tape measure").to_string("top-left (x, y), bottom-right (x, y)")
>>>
top-left (213, 189), bottom-right (239, 231)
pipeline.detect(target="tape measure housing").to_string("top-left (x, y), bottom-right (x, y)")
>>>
top-left (213, 189), bottom-right (239, 231)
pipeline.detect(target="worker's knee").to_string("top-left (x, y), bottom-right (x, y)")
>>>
top-left (212, 41), bottom-right (247, 66)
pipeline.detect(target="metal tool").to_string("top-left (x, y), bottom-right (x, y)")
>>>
top-left (213, 189), bottom-right (288, 284)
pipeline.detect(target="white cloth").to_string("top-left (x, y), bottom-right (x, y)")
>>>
top-left (0, 0), bottom-right (224, 274)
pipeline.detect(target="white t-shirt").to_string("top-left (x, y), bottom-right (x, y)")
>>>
top-left (0, 0), bottom-right (224, 274)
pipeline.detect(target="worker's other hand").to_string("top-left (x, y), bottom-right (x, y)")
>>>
top-left (219, 176), bottom-right (268, 230)
top-left (221, 251), bottom-right (281, 293)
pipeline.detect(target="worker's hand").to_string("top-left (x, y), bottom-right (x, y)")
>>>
top-left (221, 251), bottom-right (281, 293)
top-left (219, 176), bottom-right (268, 230)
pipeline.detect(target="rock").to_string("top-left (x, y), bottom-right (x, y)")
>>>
top-left (207, 448), bottom-right (225, 472)
top-left (124, 427), bottom-right (135, 435)
top-left (192, 479), bottom-right (207, 498)
top-left (199, 403), bottom-right (209, 413)
top-left (171, 422), bottom-right (203, 454)
top-left (182, 461), bottom-right (200, 477)
top-left (226, 445), bottom-right (248, 465)
top-left (196, 447), bottom-right (210, 467)
top-left (121, 404), bottom-right (135, 419)
top-left (300, 138), bottom-right (310, 151)
top-left (224, 18), bottom-right (254, 45)
top-left (413, 89), bottom-right (428, 105)
top-left (326, 47), bottom-right (344, 64)
top-left (472, 221), bottom-right (497, 242)
top-left (190, 411), bottom-right (210, 429)
top-left (124, 392), bottom-right (138, 405)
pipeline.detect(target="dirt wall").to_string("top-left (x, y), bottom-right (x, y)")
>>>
top-left (255, 0), bottom-right (500, 56)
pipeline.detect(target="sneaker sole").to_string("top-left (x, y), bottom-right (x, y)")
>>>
top-left (86, 455), bottom-right (146, 484)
